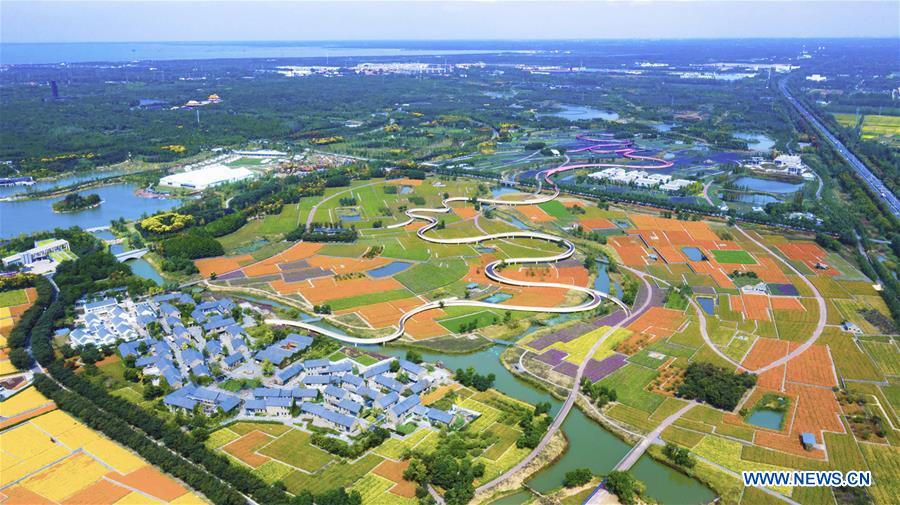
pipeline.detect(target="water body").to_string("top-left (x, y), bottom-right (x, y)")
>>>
top-left (399, 186), bottom-right (413, 194)
top-left (483, 293), bottom-right (513, 304)
top-left (734, 132), bottom-right (776, 153)
top-left (697, 297), bottom-right (716, 315)
top-left (491, 187), bottom-right (521, 199)
top-left (0, 169), bottom-right (130, 198)
top-left (91, 230), bottom-right (116, 241)
top-left (127, 258), bottom-right (164, 285)
top-left (368, 261), bottom-right (412, 278)
top-left (541, 104), bottom-right (619, 122)
top-left (0, 183), bottom-right (181, 238)
top-left (503, 216), bottom-right (530, 230)
top-left (746, 409), bottom-right (785, 430)
top-left (733, 177), bottom-right (803, 194)
top-left (681, 247), bottom-right (704, 262)
top-left (363, 344), bottom-right (713, 500)
top-left (339, 214), bottom-right (362, 222)
top-left (1, 42), bottom-right (520, 65)
top-left (651, 123), bottom-right (675, 133)
top-left (734, 194), bottom-right (779, 205)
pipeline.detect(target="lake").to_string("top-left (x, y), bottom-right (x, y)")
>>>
top-left (593, 262), bottom-right (623, 300)
top-left (734, 132), bottom-right (776, 153)
top-left (360, 343), bottom-right (714, 501)
top-left (0, 169), bottom-right (130, 198)
top-left (734, 177), bottom-right (803, 194)
top-left (541, 104), bottom-right (619, 122)
top-left (735, 194), bottom-right (779, 205)
top-left (0, 183), bottom-right (182, 238)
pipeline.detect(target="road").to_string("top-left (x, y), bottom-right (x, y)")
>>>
top-left (779, 78), bottom-right (900, 216)
top-left (585, 402), bottom-right (696, 505)
top-left (304, 179), bottom-right (387, 230)
top-left (475, 271), bottom-right (656, 494)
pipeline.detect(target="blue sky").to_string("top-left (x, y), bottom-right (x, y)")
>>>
top-left (2, 1), bottom-right (898, 43)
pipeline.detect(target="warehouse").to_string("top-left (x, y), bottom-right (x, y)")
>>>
top-left (159, 164), bottom-right (254, 190)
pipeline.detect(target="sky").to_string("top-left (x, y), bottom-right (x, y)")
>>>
top-left (1, 1), bottom-right (898, 43)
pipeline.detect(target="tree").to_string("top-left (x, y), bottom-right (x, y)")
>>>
top-left (390, 359), bottom-right (401, 373)
top-left (405, 350), bottom-right (423, 364)
top-left (8, 347), bottom-right (31, 370)
top-left (563, 468), bottom-right (593, 488)
top-left (604, 471), bottom-right (644, 505)
top-left (80, 344), bottom-right (102, 365)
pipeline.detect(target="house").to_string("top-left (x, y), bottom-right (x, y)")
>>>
top-left (244, 397), bottom-right (292, 417)
top-left (398, 359), bottom-right (425, 379)
top-left (303, 358), bottom-right (330, 373)
top-left (800, 432), bottom-right (816, 450)
top-left (427, 408), bottom-right (454, 426)
top-left (223, 352), bottom-right (245, 369)
top-left (388, 394), bottom-right (421, 423)
top-left (300, 402), bottom-right (359, 433)
top-left (336, 398), bottom-right (363, 416)
top-left (409, 379), bottom-right (431, 395)
top-left (327, 361), bottom-right (353, 375)
top-left (374, 374), bottom-right (405, 393)
top-left (302, 375), bottom-right (334, 388)
top-left (323, 384), bottom-right (348, 403)
top-left (274, 363), bottom-right (304, 385)
top-left (362, 360), bottom-right (391, 378)
top-left (163, 384), bottom-right (240, 414)
top-left (376, 392), bottom-right (400, 410)
top-left (255, 334), bottom-right (313, 366)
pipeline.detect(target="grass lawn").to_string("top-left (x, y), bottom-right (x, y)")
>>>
top-left (352, 353), bottom-right (380, 366)
top-left (597, 363), bottom-right (664, 412)
top-left (258, 429), bottom-right (334, 472)
top-left (710, 249), bottom-right (756, 265)
top-left (437, 309), bottom-right (500, 333)
top-left (537, 200), bottom-right (571, 220)
top-left (0, 289), bottom-right (27, 307)
top-left (395, 258), bottom-right (468, 294)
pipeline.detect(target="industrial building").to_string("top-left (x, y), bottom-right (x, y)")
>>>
top-left (158, 164), bottom-right (255, 190)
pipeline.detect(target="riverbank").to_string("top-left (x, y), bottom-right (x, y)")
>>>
top-left (473, 431), bottom-right (567, 505)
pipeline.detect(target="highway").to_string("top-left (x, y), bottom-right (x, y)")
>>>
top-left (779, 78), bottom-right (900, 216)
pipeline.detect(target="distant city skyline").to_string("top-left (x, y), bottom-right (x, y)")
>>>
top-left (2, 1), bottom-right (899, 43)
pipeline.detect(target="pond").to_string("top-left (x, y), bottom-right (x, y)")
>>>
top-left (746, 408), bottom-right (785, 430)
top-left (733, 177), bottom-right (803, 194)
top-left (367, 261), bottom-right (412, 278)
top-left (502, 216), bottom-right (529, 230)
top-left (483, 293), bottom-right (513, 304)
top-left (541, 104), bottom-right (619, 122)
top-left (651, 123), bottom-right (674, 133)
top-left (360, 343), bottom-right (714, 501)
top-left (126, 258), bottom-right (164, 286)
top-left (339, 214), bottom-right (362, 222)
top-left (593, 263), bottom-right (623, 300)
top-left (734, 132), bottom-right (776, 152)
top-left (91, 229), bottom-right (116, 241)
top-left (681, 247), bottom-right (705, 262)
top-left (697, 297), bottom-right (716, 315)
top-left (0, 183), bottom-right (182, 238)
top-left (476, 247), bottom-right (496, 253)
top-left (399, 186), bottom-right (413, 194)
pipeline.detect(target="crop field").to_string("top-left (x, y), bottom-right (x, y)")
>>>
top-left (0, 389), bottom-right (199, 503)
top-left (692, 436), bottom-right (793, 494)
top-left (395, 258), bottom-right (468, 293)
top-left (860, 340), bottom-right (900, 376)
top-left (222, 430), bottom-right (273, 468)
top-left (282, 453), bottom-right (384, 495)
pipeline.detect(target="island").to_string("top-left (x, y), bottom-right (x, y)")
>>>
top-left (51, 192), bottom-right (101, 213)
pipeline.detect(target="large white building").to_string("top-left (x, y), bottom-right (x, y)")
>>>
top-left (159, 164), bottom-right (255, 190)
top-left (2, 239), bottom-right (70, 268)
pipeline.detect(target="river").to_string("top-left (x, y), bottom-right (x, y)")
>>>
top-left (0, 183), bottom-right (182, 238)
top-left (360, 343), bottom-right (715, 503)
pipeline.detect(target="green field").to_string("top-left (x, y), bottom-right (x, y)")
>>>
top-left (0, 289), bottom-right (28, 307)
top-left (258, 428), bottom-right (334, 472)
top-left (395, 258), bottom-right (468, 293)
top-left (437, 309), bottom-right (500, 333)
top-left (328, 288), bottom-right (412, 311)
top-left (860, 340), bottom-right (900, 376)
top-left (537, 200), bottom-right (571, 220)
top-left (597, 363), bottom-right (664, 412)
top-left (710, 249), bottom-right (756, 265)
